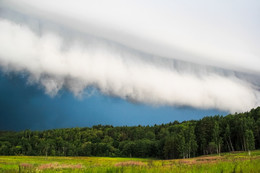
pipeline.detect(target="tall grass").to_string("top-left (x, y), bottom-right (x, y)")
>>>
top-left (0, 150), bottom-right (259, 172)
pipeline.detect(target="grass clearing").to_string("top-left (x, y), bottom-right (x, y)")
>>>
top-left (0, 150), bottom-right (259, 172)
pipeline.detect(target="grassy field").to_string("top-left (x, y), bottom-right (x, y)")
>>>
top-left (0, 150), bottom-right (260, 173)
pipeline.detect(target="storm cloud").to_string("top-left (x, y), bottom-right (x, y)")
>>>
top-left (0, 0), bottom-right (259, 113)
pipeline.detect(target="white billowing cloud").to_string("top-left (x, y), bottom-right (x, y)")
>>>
top-left (0, 0), bottom-right (260, 113)
top-left (0, 19), bottom-right (259, 113)
top-left (1, 0), bottom-right (260, 74)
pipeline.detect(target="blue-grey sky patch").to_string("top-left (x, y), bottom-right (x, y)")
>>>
top-left (0, 73), bottom-right (227, 131)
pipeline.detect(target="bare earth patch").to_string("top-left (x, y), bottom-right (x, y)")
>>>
top-left (114, 161), bottom-right (146, 167)
top-left (178, 160), bottom-right (196, 165)
top-left (38, 162), bottom-right (82, 170)
top-left (20, 163), bottom-right (33, 168)
top-left (196, 156), bottom-right (221, 163)
top-left (176, 156), bottom-right (222, 165)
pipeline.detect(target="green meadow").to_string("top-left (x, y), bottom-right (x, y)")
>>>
top-left (0, 150), bottom-right (259, 173)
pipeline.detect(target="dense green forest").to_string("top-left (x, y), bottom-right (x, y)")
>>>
top-left (0, 107), bottom-right (259, 159)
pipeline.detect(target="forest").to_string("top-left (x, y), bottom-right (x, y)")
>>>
top-left (0, 107), bottom-right (259, 159)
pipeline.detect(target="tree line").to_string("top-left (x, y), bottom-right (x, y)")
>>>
top-left (0, 107), bottom-right (259, 159)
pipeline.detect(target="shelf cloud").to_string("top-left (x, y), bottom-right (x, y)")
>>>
top-left (0, 0), bottom-right (259, 113)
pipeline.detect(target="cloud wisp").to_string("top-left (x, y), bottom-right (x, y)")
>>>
top-left (0, 0), bottom-right (259, 113)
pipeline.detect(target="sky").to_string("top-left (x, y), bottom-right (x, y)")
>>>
top-left (0, 73), bottom-right (227, 131)
top-left (0, 0), bottom-right (259, 131)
